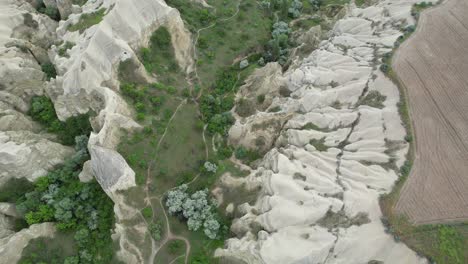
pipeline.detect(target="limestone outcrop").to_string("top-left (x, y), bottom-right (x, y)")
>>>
top-left (0, 131), bottom-right (74, 185)
top-left (42, 0), bottom-right (194, 261)
top-left (0, 223), bottom-right (56, 264)
top-left (0, 0), bottom-right (73, 187)
top-left (217, 1), bottom-right (430, 263)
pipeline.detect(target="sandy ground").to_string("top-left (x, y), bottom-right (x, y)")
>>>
top-left (394, 0), bottom-right (468, 224)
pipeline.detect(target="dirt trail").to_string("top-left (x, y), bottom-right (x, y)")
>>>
top-left (393, 0), bottom-right (468, 224)
top-left (142, 2), bottom-right (244, 263)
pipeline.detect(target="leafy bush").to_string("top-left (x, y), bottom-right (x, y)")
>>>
top-left (263, 21), bottom-right (291, 64)
top-left (357, 90), bottom-right (387, 109)
top-left (139, 27), bottom-right (179, 75)
top-left (41, 62), bottom-right (57, 80)
top-left (166, 184), bottom-right (220, 239)
top-left (234, 146), bottom-right (261, 163)
top-left (28, 96), bottom-right (92, 145)
top-left (142, 207), bottom-right (153, 219)
top-left (58, 41), bottom-right (75, 57)
top-left (0, 178), bottom-right (34, 203)
top-left (148, 221), bottom-right (162, 240)
top-left (165, 0), bottom-right (215, 31)
top-left (38, 5), bottom-right (60, 21)
top-left (68, 8), bottom-right (106, 33)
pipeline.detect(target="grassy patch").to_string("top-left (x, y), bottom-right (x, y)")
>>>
top-left (357, 90), bottom-right (386, 109)
top-left (28, 96), bottom-right (93, 145)
top-left (309, 137), bottom-right (328, 151)
top-left (195, 0), bottom-right (272, 85)
top-left (58, 41), bottom-right (75, 57)
top-left (302, 122), bottom-right (328, 131)
top-left (165, 0), bottom-right (217, 32)
top-left (158, 200), bottom-right (231, 264)
top-left (41, 62), bottom-right (57, 80)
top-left (153, 239), bottom-right (187, 264)
top-left (18, 231), bottom-right (77, 264)
top-left (68, 8), bottom-right (106, 33)
top-left (0, 177), bottom-right (34, 203)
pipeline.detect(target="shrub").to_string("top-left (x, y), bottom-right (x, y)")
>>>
top-left (168, 240), bottom-right (184, 254)
top-left (165, 185), bottom-right (220, 239)
top-left (41, 62), bottom-right (57, 80)
top-left (142, 207), bottom-right (153, 219)
top-left (68, 8), bottom-right (106, 33)
top-left (257, 94), bottom-right (266, 104)
top-left (148, 221), bottom-right (162, 241)
top-left (16, 136), bottom-right (115, 262)
top-left (38, 6), bottom-right (60, 21)
top-left (239, 59), bottom-right (249, 69)
top-left (203, 161), bottom-right (218, 173)
top-left (58, 41), bottom-right (75, 57)
top-left (28, 96), bottom-right (92, 145)
top-left (234, 146), bottom-right (261, 163)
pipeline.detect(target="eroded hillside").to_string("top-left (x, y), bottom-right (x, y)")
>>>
top-left (0, 0), bottom-right (464, 263)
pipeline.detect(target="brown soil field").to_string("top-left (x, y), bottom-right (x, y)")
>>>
top-left (393, 0), bottom-right (468, 224)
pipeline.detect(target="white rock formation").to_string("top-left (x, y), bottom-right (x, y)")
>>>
top-left (42, 0), bottom-right (194, 261)
top-left (218, 1), bottom-right (432, 263)
top-left (0, 0), bottom-right (73, 188)
top-left (0, 131), bottom-right (74, 185)
top-left (0, 223), bottom-right (56, 264)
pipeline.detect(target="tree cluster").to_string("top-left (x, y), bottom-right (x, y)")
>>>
top-left (288, 0), bottom-right (303, 18)
top-left (16, 136), bottom-right (115, 263)
top-left (166, 184), bottom-right (220, 239)
top-left (263, 21), bottom-right (291, 65)
top-left (199, 69), bottom-right (239, 135)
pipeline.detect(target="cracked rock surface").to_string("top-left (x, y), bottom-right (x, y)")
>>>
top-left (217, 1), bottom-right (431, 263)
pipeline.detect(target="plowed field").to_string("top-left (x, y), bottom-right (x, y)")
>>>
top-left (394, 0), bottom-right (468, 224)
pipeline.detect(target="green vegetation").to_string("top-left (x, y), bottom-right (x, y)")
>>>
top-left (142, 206), bottom-right (153, 219)
top-left (72, 0), bottom-right (88, 6)
top-left (19, 232), bottom-right (77, 264)
top-left (139, 26), bottom-right (187, 88)
top-left (166, 185), bottom-right (221, 239)
top-left (309, 137), bottom-right (328, 151)
top-left (357, 90), bottom-right (386, 109)
top-left (154, 238), bottom-right (186, 264)
top-left (117, 0), bottom-right (336, 261)
top-left (302, 122), bottom-right (326, 131)
top-left (148, 221), bottom-right (163, 241)
top-left (58, 41), bottom-right (75, 57)
top-left (28, 96), bottom-right (92, 145)
top-left (16, 136), bottom-right (115, 263)
top-left (41, 62), bottom-right (57, 80)
top-left (411, 1), bottom-right (434, 19)
top-left (0, 178), bottom-right (34, 203)
top-left (234, 146), bottom-right (261, 164)
top-left (68, 8), bottom-right (106, 33)
top-left (36, 2), bottom-right (60, 21)
top-left (165, 0), bottom-right (216, 32)
top-left (194, 0), bottom-right (271, 83)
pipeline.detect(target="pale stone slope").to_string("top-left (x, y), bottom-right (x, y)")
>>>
top-left (0, 0), bottom-right (73, 186)
top-left (219, 1), bottom-right (433, 263)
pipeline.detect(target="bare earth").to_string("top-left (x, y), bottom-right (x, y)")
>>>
top-left (394, 0), bottom-right (468, 224)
